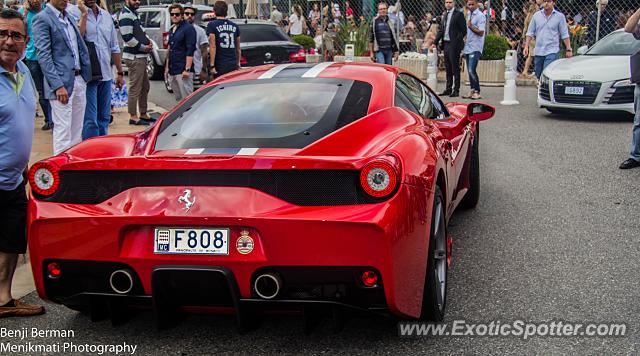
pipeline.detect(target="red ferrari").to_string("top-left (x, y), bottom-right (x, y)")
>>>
top-left (27, 62), bottom-right (494, 328)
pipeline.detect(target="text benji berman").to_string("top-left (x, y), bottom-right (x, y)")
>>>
top-left (1, 328), bottom-right (75, 340)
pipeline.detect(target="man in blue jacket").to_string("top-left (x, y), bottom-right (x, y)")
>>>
top-left (33, 0), bottom-right (91, 155)
top-left (165, 4), bottom-right (196, 101)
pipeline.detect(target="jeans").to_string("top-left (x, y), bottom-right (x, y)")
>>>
top-left (375, 49), bottom-right (393, 65)
top-left (465, 51), bottom-right (481, 93)
top-left (24, 59), bottom-right (52, 125)
top-left (630, 84), bottom-right (640, 162)
top-left (82, 80), bottom-right (112, 140)
top-left (214, 62), bottom-right (240, 79)
top-left (533, 52), bottom-right (559, 79)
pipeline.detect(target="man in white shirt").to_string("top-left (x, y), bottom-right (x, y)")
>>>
top-left (184, 5), bottom-right (208, 82)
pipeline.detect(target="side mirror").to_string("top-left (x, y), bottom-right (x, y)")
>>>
top-left (576, 45), bottom-right (588, 55)
top-left (467, 103), bottom-right (495, 122)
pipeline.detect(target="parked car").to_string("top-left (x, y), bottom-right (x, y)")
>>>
top-left (538, 29), bottom-right (638, 116)
top-left (27, 63), bottom-right (494, 327)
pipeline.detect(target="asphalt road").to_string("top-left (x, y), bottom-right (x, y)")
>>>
top-left (3, 82), bottom-right (640, 355)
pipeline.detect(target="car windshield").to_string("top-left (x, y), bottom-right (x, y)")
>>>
top-left (586, 31), bottom-right (640, 56)
top-left (154, 79), bottom-right (372, 150)
top-left (237, 24), bottom-right (290, 42)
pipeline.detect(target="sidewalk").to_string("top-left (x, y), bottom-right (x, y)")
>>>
top-left (13, 102), bottom-right (168, 300)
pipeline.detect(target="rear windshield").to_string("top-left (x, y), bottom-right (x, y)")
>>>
top-left (238, 24), bottom-right (290, 42)
top-left (154, 79), bottom-right (372, 150)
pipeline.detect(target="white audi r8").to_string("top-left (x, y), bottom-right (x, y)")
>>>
top-left (538, 29), bottom-right (638, 116)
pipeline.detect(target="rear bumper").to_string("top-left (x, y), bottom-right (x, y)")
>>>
top-left (28, 184), bottom-right (433, 319)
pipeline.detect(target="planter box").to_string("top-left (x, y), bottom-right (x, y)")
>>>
top-left (476, 59), bottom-right (505, 85)
top-left (393, 57), bottom-right (428, 80)
top-left (437, 58), bottom-right (506, 87)
top-left (333, 55), bottom-right (373, 63)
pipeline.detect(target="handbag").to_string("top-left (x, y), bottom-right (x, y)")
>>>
top-left (85, 41), bottom-right (103, 82)
top-left (631, 50), bottom-right (640, 84)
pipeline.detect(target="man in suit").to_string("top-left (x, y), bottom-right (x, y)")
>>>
top-left (434, 0), bottom-right (467, 97)
top-left (33, 0), bottom-right (91, 155)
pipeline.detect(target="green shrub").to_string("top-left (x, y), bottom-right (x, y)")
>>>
top-left (291, 34), bottom-right (316, 51)
top-left (335, 20), bottom-right (371, 56)
top-left (481, 34), bottom-right (510, 60)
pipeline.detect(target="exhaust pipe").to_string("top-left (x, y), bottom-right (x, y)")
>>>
top-left (109, 269), bottom-right (134, 294)
top-left (254, 273), bottom-right (281, 300)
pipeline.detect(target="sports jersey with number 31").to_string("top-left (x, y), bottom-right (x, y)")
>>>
top-left (206, 19), bottom-right (241, 66)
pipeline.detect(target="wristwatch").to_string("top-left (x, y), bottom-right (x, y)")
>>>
top-left (117, 72), bottom-right (124, 76)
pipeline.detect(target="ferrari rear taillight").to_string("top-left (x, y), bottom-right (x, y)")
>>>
top-left (359, 156), bottom-right (400, 198)
top-left (240, 55), bottom-right (248, 66)
top-left (28, 157), bottom-right (66, 196)
top-left (289, 49), bottom-right (306, 62)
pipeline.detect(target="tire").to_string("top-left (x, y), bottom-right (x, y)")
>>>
top-left (147, 54), bottom-right (163, 80)
top-left (419, 186), bottom-right (448, 321)
top-left (458, 124), bottom-right (479, 209)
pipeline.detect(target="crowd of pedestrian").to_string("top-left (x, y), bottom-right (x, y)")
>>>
top-left (0, 0), bottom-right (245, 319)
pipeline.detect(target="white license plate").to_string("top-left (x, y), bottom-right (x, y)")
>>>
top-left (154, 228), bottom-right (229, 255)
top-left (565, 86), bottom-right (584, 95)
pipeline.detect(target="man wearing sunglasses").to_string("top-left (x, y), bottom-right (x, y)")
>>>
top-left (184, 5), bottom-right (208, 84)
top-left (165, 4), bottom-right (196, 101)
top-left (0, 8), bottom-right (45, 318)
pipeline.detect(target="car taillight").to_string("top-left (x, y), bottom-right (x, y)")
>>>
top-left (28, 157), bottom-right (66, 196)
top-left (240, 56), bottom-right (247, 66)
top-left (162, 32), bottom-right (169, 49)
top-left (359, 156), bottom-right (400, 198)
top-left (289, 49), bottom-right (306, 62)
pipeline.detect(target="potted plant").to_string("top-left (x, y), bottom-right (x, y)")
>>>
top-left (476, 34), bottom-right (510, 84)
top-left (333, 19), bottom-right (373, 63)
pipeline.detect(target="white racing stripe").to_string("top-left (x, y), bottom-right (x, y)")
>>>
top-left (301, 62), bottom-right (334, 78)
top-left (185, 148), bottom-right (205, 155)
top-left (258, 64), bottom-right (294, 79)
top-left (237, 148), bottom-right (259, 155)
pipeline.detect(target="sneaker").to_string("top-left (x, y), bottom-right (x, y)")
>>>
top-left (461, 91), bottom-right (474, 99)
top-left (470, 92), bottom-right (482, 100)
top-left (0, 299), bottom-right (45, 318)
top-left (41, 122), bottom-right (52, 131)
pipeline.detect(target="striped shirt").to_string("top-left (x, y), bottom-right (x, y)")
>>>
top-left (118, 5), bottom-right (151, 59)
